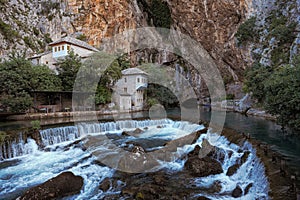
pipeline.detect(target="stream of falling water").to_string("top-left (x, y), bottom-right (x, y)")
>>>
top-left (0, 119), bottom-right (269, 199)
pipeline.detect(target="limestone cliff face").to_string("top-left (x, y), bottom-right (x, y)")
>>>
top-left (3, 0), bottom-right (298, 94)
top-left (65, 0), bottom-right (138, 46)
top-left (167, 0), bottom-right (252, 81)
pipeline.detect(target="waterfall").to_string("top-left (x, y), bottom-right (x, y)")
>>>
top-left (40, 126), bottom-right (80, 146)
top-left (0, 132), bottom-right (38, 161)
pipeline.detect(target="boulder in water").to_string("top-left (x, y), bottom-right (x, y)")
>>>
top-left (226, 164), bottom-right (240, 176)
top-left (232, 185), bottom-right (243, 198)
top-left (122, 128), bottom-right (143, 137)
top-left (241, 151), bottom-right (251, 164)
top-left (244, 183), bottom-right (253, 195)
top-left (184, 156), bottom-right (223, 177)
top-left (19, 171), bottom-right (83, 200)
top-left (99, 177), bottom-right (111, 192)
top-left (197, 196), bottom-right (211, 200)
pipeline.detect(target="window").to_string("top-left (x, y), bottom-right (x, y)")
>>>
top-left (124, 77), bottom-right (127, 83)
top-left (62, 45), bottom-right (64, 51)
top-left (67, 45), bottom-right (70, 51)
top-left (54, 47), bottom-right (57, 52)
top-left (45, 61), bottom-right (48, 64)
top-left (124, 88), bottom-right (127, 93)
top-left (58, 46), bottom-right (61, 51)
top-left (137, 78), bottom-right (140, 83)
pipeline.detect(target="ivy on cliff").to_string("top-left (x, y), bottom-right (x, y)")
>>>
top-left (137, 0), bottom-right (172, 31)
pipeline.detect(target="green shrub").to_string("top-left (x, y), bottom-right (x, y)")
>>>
top-left (0, 19), bottom-right (19, 42)
top-left (0, 131), bottom-right (8, 143)
top-left (23, 36), bottom-right (35, 49)
top-left (76, 34), bottom-right (87, 41)
top-left (44, 33), bottom-right (53, 44)
top-left (236, 17), bottom-right (259, 46)
top-left (33, 27), bottom-right (40, 36)
top-left (31, 120), bottom-right (41, 130)
top-left (226, 93), bottom-right (235, 100)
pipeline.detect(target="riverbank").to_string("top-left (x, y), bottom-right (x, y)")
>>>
top-left (220, 127), bottom-right (299, 200)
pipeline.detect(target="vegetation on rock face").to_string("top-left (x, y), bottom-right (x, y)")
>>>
top-left (244, 57), bottom-right (300, 131)
top-left (0, 19), bottom-right (19, 42)
top-left (238, 0), bottom-right (300, 132)
top-left (137, 0), bottom-right (172, 31)
top-left (236, 17), bottom-right (259, 46)
top-left (0, 53), bottom-right (62, 112)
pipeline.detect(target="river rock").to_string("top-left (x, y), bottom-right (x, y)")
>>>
top-left (197, 196), bottom-right (211, 200)
top-left (122, 128), bottom-right (143, 136)
top-left (19, 172), bottom-right (83, 200)
top-left (244, 183), bottom-right (253, 195)
top-left (241, 151), bottom-right (251, 164)
top-left (232, 185), bottom-right (243, 198)
top-left (226, 164), bottom-right (240, 176)
top-left (188, 145), bottom-right (201, 157)
top-left (184, 156), bottom-right (223, 177)
top-left (99, 177), bottom-right (111, 192)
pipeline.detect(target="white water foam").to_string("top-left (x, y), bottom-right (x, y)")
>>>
top-left (0, 119), bottom-right (269, 199)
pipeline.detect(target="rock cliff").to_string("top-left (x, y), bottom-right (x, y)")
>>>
top-left (0, 0), bottom-right (299, 95)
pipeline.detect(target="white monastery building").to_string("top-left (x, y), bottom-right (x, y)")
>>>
top-left (29, 36), bottom-right (98, 70)
top-left (113, 68), bottom-right (148, 111)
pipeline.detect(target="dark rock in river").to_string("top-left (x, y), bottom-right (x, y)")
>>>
top-left (99, 177), bottom-right (111, 192)
top-left (188, 145), bottom-right (201, 157)
top-left (197, 196), bottom-right (211, 200)
top-left (232, 185), bottom-right (243, 198)
top-left (184, 156), bottom-right (223, 177)
top-left (19, 171), bottom-right (83, 200)
top-left (122, 128), bottom-right (143, 136)
top-left (226, 164), bottom-right (240, 176)
top-left (241, 151), bottom-right (251, 164)
top-left (244, 183), bottom-right (253, 195)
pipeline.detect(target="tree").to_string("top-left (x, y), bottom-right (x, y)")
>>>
top-left (243, 62), bottom-right (273, 103)
top-left (57, 50), bottom-right (82, 91)
top-left (244, 57), bottom-right (300, 132)
top-left (264, 65), bottom-right (300, 131)
top-left (79, 52), bottom-right (131, 105)
top-left (236, 17), bottom-right (259, 46)
top-left (0, 53), bottom-right (62, 112)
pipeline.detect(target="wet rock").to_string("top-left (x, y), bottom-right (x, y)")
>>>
top-left (99, 177), bottom-right (120, 192)
top-left (241, 151), bottom-right (251, 164)
top-left (99, 177), bottom-right (111, 192)
top-left (244, 183), bottom-right (253, 195)
top-left (19, 172), bottom-right (83, 200)
top-left (132, 145), bottom-right (145, 154)
top-left (122, 128), bottom-right (143, 136)
top-left (208, 180), bottom-right (222, 193)
top-left (197, 196), bottom-right (211, 200)
top-left (184, 156), bottom-right (223, 177)
top-left (232, 185), bottom-right (243, 198)
top-left (191, 128), bottom-right (208, 143)
top-left (188, 145), bottom-right (201, 157)
top-left (226, 164), bottom-right (240, 176)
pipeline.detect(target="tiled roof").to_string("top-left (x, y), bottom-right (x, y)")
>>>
top-left (122, 68), bottom-right (148, 75)
top-left (49, 36), bottom-right (99, 52)
top-left (28, 51), bottom-right (52, 59)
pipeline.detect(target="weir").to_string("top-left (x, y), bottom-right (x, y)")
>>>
top-left (0, 119), bottom-right (269, 199)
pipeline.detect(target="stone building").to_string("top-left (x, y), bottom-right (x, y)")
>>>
top-left (113, 68), bottom-right (148, 111)
top-left (28, 36), bottom-right (98, 70)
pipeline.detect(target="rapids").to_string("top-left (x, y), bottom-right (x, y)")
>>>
top-left (0, 119), bottom-right (269, 199)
